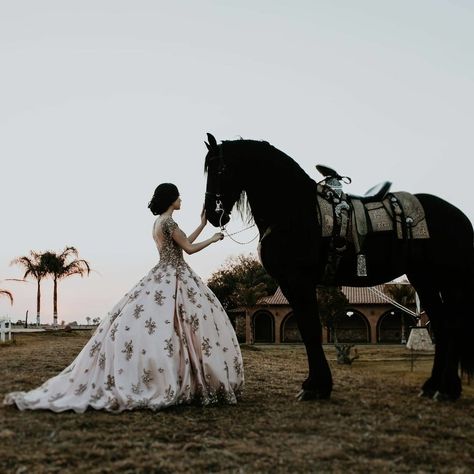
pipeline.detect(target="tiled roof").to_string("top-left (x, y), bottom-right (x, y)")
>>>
top-left (258, 284), bottom-right (400, 306)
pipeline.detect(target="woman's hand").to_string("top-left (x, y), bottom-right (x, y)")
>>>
top-left (211, 232), bottom-right (224, 243)
top-left (200, 208), bottom-right (207, 227)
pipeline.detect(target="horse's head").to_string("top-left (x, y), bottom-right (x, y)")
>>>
top-left (204, 133), bottom-right (244, 228)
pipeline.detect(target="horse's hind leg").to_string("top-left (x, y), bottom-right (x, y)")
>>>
top-left (434, 284), bottom-right (468, 401)
top-left (406, 278), bottom-right (447, 398)
top-left (409, 279), bottom-right (462, 400)
top-left (280, 272), bottom-right (333, 400)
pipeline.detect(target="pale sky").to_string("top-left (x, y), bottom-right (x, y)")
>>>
top-left (1, 0), bottom-right (473, 324)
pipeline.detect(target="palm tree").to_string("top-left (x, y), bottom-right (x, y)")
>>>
top-left (41, 247), bottom-right (91, 327)
top-left (0, 289), bottom-right (14, 305)
top-left (11, 251), bottom-right (46, 325)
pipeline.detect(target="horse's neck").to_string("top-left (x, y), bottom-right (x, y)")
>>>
top-left (244, 166), bottom-right (316, 234)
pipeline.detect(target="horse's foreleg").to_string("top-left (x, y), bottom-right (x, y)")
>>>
top-left (280, 277), bottom-right (333, 400)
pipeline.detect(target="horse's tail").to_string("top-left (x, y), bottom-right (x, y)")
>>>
top-left (460, 244), bottom-right (474, 377)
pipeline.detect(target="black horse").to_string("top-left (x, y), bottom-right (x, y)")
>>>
top-left (204, 133), bottom-right (474, 401)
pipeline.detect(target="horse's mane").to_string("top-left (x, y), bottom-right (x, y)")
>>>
top-left (205, 139), bottom-right (316, 223)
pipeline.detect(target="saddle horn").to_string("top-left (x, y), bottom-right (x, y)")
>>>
top-left (316, 164), bottom-right (352, 184)
top-left (316, 164), bottom-right (343, 180)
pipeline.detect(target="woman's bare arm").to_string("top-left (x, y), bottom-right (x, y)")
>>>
top-left (188, 208), bottom-right (207, 243)
top-left (172, 227), bottom-right (223, 255)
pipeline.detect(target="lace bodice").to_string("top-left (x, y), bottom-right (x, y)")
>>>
top-left (154, 216), bottom-right (185, 267)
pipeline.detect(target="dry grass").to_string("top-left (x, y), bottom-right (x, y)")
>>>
top-left (1, 332), bottom-right (473, 473)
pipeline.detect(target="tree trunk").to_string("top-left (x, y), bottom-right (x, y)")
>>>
top-left (53, 278), bottom-right (58, 327)
top-left (36, 279), bottom-right (41, 326)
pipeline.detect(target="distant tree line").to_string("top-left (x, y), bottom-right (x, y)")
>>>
top-left (207, 254), bottom-right (278, 311)
top-left (207, 254), bottom-right (349, 330)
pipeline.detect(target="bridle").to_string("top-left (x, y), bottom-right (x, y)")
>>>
top-left (205, 146), bottom-right (258, 245)
top-left (205, 145), bottom-right (226, 221)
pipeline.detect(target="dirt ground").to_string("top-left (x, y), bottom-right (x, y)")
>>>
top-left (1, 332), bottom-right (473, 473)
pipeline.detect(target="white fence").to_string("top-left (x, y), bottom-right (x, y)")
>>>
top-left (0, 316), bottom-right (12, 342)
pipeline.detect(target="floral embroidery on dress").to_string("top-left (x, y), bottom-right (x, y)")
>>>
top-left (154, 272), bottom-right (164, 283)
top-left (205, 292), bottom-right (216, 306)
top-left (107, 397), bottom-right (120, 411)
top-left (129, 289), bottom-right (141, 301)
top-left (90, 387), bottom-right (104, 401)
top-left (105, 375), bottom-right (115, 391)
top-left (74, 384), bottom-right (87, 395)
top-left (164, 338), bottom-right (174, 357)
top-left (110, 310), bottom-right (121, 323)
top-left (234, 357), bottom-right (243, 376)
top-left (178, 303), bottom-right (187, 322)
top-left (133, 304), bottom-right (144, 319)
top-left (141, 369), bottom-right (153, 387)
top-left (122, 340), bottom-right (134, 361)
top-left (131, 382), bottom-right (143, 395)
top-left (48, 393), bottom-right (65, 402)
top-left (145, 317), bottom-right (157, 335)
top-left (98, 353), bottom-right (106, 370)
top-left (189, 313), bottom-right (199, 332)
top-left (187, 287), bottom-right (197, 304)
top-left (110, 323), bottom-right (119, 341)
top-left (89, 340), bottom-right (101, 358)
top-left (164, 385), bottom-right (175, 403)
top-left (202, 337), bottom-right (212, 357)
top-left (154, 290), bottom-right (166, 305)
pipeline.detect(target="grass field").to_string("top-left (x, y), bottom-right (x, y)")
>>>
top-left (1, 332), bottom-right (473, 473)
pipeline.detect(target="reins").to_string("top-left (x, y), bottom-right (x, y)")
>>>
top-left (216, 203), bottom-right (259, 245)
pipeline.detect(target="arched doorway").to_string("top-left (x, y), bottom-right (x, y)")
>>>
top-left (329, 309), bottom-right (371, 343)
top-left (377, 310), bottom-right (418, 343)
top-left (253, 311), bottom-right (275, 343)
top-left (281, 312), bottom-right (302, 343)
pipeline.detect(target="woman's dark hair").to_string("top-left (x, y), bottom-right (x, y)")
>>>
top-left (148, 183), bottom-right (180, 215)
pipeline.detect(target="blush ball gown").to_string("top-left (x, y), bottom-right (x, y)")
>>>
top-left (4, 216), bottom-right (244, 413)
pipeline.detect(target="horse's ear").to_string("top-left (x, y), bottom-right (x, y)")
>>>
top-left (204, 141), bottom-right (211, 151)
top-left (207, 133), bottom-right (218, 150)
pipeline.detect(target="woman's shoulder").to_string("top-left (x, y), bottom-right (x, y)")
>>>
top-left (158, 215), bottom-right (179, 234)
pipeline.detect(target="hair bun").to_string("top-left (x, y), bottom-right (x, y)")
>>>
top-left (148, 183), bottom-right (179, 215)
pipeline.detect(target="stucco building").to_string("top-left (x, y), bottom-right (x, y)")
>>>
top-left (231, 284), bottom-right (428, 344)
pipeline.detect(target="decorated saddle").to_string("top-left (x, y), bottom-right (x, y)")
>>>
top-left (315, 165), bottom-right (429, 277)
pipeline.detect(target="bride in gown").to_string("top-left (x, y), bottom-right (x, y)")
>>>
top-left (4, 183), bottom-right (244, 413)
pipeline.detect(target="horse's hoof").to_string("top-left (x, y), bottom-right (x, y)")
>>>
top-left (433, 390), bottom-right (458, 402)
top-left (418, 389), bottom-right (435, 399)
top-left (296, 389), bottom-right (331, 401)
